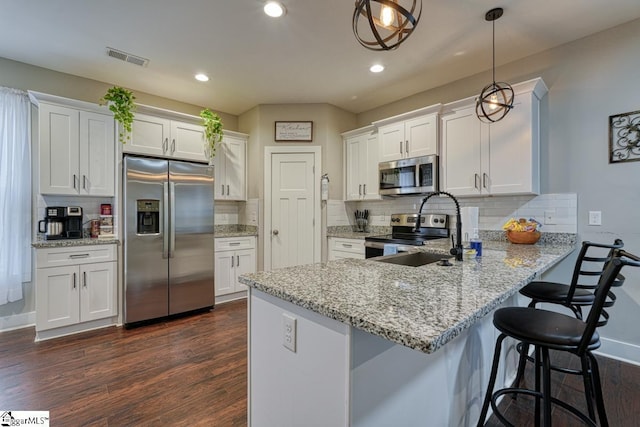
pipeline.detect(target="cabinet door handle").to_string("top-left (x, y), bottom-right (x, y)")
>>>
top-left (227, 184), bottom-right (230, 195)
top-left (231, 256), bottom-right (234, 268)
top-left (359, 184), bottom-right (362, 196)
top-left (483, 173), bottom-right (488, 189)
top-left (399, 141), bottom-right (403, 155)
top-left (163, 138), bottom-right (168, 153)
top-left (171, 139), bottom-right (176, 153)
top-left (236, 255), bottom-right (240, 267)
top-left (474, 174), bottom-right (480, 190)
top-left (73, 174), bottom-right (77, 189)
top-left (72, 272), bottom-right (77, 289)
top-left (405, 140), bottom-right (409, 155)
top-left (363, 184), bottom-right (366, 194)
top-left (230, 242), bottom-right (241, 246)
top-left (342, 244), bottom-right (353, 248)
top-left (69, 253), bottom-right (90, 259)
top-left (83, 175), bottom-right (87, 190)
top-left (83, 271), bottom-right (87, 287)
top-left (221, 184), bottom-right (225, 195)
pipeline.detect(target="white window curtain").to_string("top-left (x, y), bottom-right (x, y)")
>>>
top-left (0, 87), bottom-right (31, 305)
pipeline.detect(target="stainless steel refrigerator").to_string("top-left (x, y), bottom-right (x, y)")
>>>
top-left (124, 155), bottom-right (215, 325)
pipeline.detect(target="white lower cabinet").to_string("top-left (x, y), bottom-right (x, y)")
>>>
top-left (35, 244), bottom-right (117, 334)
top-left (328, 238), bottom-right (365, 260)
top-left (215, 236), bottom-right (256, 299)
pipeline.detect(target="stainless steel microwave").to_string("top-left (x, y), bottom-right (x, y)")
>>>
top-left (379, 155), bottom-right (439, 196)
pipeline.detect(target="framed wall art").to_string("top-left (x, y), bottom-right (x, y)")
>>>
top-left (609, 109), bottom-right (640, 163)
top-left (275, 121), bottom-right (313, 142)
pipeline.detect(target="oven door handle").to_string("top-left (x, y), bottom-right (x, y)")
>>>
top-left (364, 241), bottom-right (416, 252)
top-left (364, 241), bottom-right (387, 249)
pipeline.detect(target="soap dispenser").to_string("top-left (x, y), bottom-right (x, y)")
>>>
top-left (470, 228), bottom-right (482, 257)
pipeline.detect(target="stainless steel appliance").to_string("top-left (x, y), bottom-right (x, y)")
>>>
top-left (378, 155), bottom-right (438, 196)
top-left (364, 213), bottom-right (449, 258)
top-left (124, 156), bottom-right (215, 325)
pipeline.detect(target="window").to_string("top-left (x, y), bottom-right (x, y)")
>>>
top-left (0, 87), bottom-right (31, 305)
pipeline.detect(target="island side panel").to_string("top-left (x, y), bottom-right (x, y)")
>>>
top-left (249, 289), bottom-right (351, 427)
top-left (350, 293), bottom-right (522, 427)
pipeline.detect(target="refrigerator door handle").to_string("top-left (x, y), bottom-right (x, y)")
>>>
top-left (169, 181), bottom-right (176, 258)
top-left (163, 182), bottom-right (170, 259)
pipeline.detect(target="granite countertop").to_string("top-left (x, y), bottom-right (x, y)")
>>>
top-left (214, 225), bottom-right (258, 238)
top-left (239, 239), bottom-right (574, 354)
top-left (32, 237), bottom-right (119, 248)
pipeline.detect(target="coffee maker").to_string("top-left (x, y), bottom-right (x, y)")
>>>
top-left (64, 206), bottom-right (83, 239)
top-left (38, 206), bottom-right (83, 240)
top-left (39, 206), bottom-right (66, 240)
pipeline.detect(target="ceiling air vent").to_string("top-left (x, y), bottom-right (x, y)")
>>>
top-left (106, 47), bottom-right (149, 67)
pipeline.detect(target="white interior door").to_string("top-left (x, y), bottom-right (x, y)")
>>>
top-left (267, 151), bottom-right (318, 270)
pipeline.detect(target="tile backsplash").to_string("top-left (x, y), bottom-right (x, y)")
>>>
top-left (328, 193), bottom-right (577, 234)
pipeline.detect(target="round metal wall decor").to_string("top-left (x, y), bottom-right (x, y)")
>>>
top-left (476, 81), bottom-right (514, 123)
top-left (352, 0), bottom-right (422, 51)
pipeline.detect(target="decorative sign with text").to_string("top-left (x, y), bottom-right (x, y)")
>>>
top-left (275, 121), bottom-right (313, 142)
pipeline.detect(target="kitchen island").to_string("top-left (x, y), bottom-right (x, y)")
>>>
top-left (240, 240), bottom-right (574, 427)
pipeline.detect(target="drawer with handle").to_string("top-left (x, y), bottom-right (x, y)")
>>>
top-left (215, 236), bottom-right (255, 251)
top-left (36, 244), bottom-right (117, 268)
top-left (329, 238), bottom-right (365, 255)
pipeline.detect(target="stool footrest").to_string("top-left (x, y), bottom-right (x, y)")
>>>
top-left (491, 387), bottom-right (598, 427)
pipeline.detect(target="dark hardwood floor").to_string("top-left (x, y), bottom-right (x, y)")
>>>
top-left (0, 299), bottom-right (247, 426)
top-left (1, 299), bottom-right (639, 426)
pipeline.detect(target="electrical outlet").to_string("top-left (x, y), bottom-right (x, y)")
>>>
top-left (544, 210), bottom-right (556, 225)
top-left (282, 313), bottom-right (297, 352)
top-left (588, 211), bottom-right (602, 226)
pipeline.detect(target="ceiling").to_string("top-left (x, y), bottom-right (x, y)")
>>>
top-left (1, 1), bottom-right (639, 116)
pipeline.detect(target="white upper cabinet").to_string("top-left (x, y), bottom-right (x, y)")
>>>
top-left (125, 112), bottom-right (207, 162)
top-left (374, 104), bottom-right (441, 162)
top-left (31, 92), bottom-right (115, 197)
top-left (441, 78), bottom-right (547, 197)
top-left (342, 126), bottom-right (379, 201)
top-left (212, 132), bottom-right (248, 201)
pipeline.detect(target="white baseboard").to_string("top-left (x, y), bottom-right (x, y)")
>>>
top-left (0, 311), bottom-right (35, 332)
top-left (595, 337), bottom-right (640, 367)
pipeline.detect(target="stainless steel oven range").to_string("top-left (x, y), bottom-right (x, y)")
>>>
top-left (364, 213), bottom-right (450, 258)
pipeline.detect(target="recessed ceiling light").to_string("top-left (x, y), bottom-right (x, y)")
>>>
top-left (264, 2), bottom-right (285, 18)
top-left (195, 73), bottom-right (209, 82)
top-left (370, 64), bottom-right (384, 73)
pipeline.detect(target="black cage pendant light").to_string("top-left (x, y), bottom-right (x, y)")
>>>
top-left (476, 7), bottom-right (514, 123)
top-left (352, 0), bottom-right (422, 51)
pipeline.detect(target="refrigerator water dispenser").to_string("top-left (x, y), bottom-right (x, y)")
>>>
top-left (137, 200), bottom-right (160, 234)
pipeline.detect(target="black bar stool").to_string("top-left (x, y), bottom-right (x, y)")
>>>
top-left (513, 239), bottom-right (624, 387)
top-left (477, 250), bottom-right (640, 426)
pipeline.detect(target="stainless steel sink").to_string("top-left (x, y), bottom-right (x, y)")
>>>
top-left (372, 251), bottom-right (452, 267)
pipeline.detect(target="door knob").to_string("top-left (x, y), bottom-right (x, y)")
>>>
top-left (273, 229), bottom-right (279, 236)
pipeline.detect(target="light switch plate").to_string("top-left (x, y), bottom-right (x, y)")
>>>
top-left (588, 211), bottom-right (602, 226)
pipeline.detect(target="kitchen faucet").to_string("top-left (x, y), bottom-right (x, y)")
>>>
top-left (415, 191), bottom-right (463, 261)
